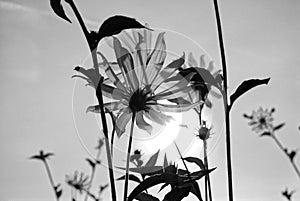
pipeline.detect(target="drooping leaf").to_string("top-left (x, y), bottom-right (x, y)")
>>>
top-left (190, 181), bottom-right (203, 201)
top-left (98, 15), bottom-right (152, 41)
top-left (163, 186), bottom-right (191, 201)
top-left (183, 157), bottom-right (205, 170)
top-left (230, 78), bottom-right (270, 107)
top-left (158, 183), bottom-right (169, 193)
top-left (117, 174), bottom-right (142, 183)
top-left (50, 0), bottom-right (71, 23)
top-left (128, 168), bottom-right (215, 201)
top-left (259, 132), bottom-right (271, 137)
top-left (135, 192), bottom-right (160, 201)
top-left (145, 150), bottom-right (160, 167)
top-left (274, 123), bottom-right (285, 131)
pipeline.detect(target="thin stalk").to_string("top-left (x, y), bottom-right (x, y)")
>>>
top-left (109, 112), bottom-right (116, 157)
top-left (271, 133), bottom-right (300, 179)
top-left (212, 0), bottom-right (233, 200)
top-left (43, 160), bottom-right (59, 201)
top-left (84, 149), bottom-right (102, 201)
top-left (204, 140), bottom-right (213, 201)
top-left (66, 1), bottom-right (116, 200)
top-left (174, 142), bottom-right (191, 177)
top-left (124, 113), bottom-right (136, 201)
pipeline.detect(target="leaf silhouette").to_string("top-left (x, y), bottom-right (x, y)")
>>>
top-left (50, 0), bottom-right (71, 23)
top-left (117, 174), bottom-right (141, 183)
top-left (259, 132), bottom-right (271, 137)
top-left (183, 157), bottom-right (205, 170)
top-left (163, 186), bottom-right (191, 201)
top-left (128, 168), bottom-right (215, 201)
top-left (274, 123), bottom-right (285, 131)
top-left (117, 166), bottom-right (164, 176)
top-left (230, 78), bottom-right (270, 107)
top-left (145, 150), bottom-right (160, 167)
top-left (190, 181), bottom-right (203, 201)
top-left (135, 192), bottom-right (160, 201)
top-left (98, 15), bottom-right (152, 40)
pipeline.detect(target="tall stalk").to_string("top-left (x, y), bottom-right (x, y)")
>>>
top-left (212, 0), bottom-right (234, 200)
top-left (65, 1), bottom-right (117, 200)
top-left (43, 160), bottom-right (59, 201)
top-left (124, 113), bottom-right (136, 201)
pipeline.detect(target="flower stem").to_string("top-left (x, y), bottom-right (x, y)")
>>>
top-left (124, 113), bottom-right (136, 201)
top-left (271, 132), bottom-right (300, 179)
top-left (66, 1), bottom-right (116, 200)
top-left (43, 160), bottom-right (59, 201)
top-left (84, 149), bottom-right (102, 201)
top-left (204, 140), bottom-right (213, 201)
top-left (212, 0), bottom-right (234, 200)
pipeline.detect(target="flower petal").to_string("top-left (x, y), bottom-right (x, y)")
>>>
top-left (199, 55), bottom-right (206, 68)
top-left (116, 108), bottom-right (132, 137)
top-left (74, 66), bottom-right (100, 88)
top-left (154, 101), bottom-right (201, 113)
top-left (145, 109), bottom-right (173, 125)
top-left (146, 32), bottom-right (167, 84)
top-left (101, 84), bottom-right (125, 100)
top-left (113, 37), bottom-right (139, 90)
top-left (136, 111), bottom-right (152, 134)
top-left (188, 52), bottom-right (198, 67)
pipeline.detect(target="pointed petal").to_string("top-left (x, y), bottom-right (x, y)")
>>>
top-left (188, 52), bottom-right (198, 67)
top-left (154, 101), bottom-right (201, 113)
top-left (146, 32), bottom-right (167, 84)
top-left (116, 108), bottom-right (132, 137)
top-left (209, 89), bottom-right (222, 99)
top-left (200, 54), bottom-right (206, 68)
top-left (113, 37), bottom-right (139, 90)
top-left (152, 53), bottom-right (185, 90)
top-left (145, 109), bottom-right (173, 125)
top-left (136, 111), bottom-right (152, 134)
top-left (207, 61), bottom-right (215, 73)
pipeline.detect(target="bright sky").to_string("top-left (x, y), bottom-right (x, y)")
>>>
top-left (0, 0), bottom-right (300, 201)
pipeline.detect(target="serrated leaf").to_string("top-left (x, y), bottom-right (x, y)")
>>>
top-left (274, 123), bottom-right (285, 131)
top-left (50, 0), bottom-right (71, 23)
top-left (259, 132), bottom-right (271, 137)
top-left (117, 174), bottom-right (141, 183)
top-left (135, 192), bottom-right (160, 201)
top-left (183, 157), bottom-right (205, 170)
top-left (145, 150), bottom-right (160, 167)
top-left (230, 78), bottom-right (270, 107)
top-left (98, 15), bottom-right (152, 40)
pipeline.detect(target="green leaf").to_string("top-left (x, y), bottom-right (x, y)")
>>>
top-left (135, 192), bottom-right (160, 201)
top-left (145, 150), bottom-right (160, 167)
top-left (274, 123), bottom-right (285, 131)
top-left (98, 15), bottom-right (152, 41)
top-left (230, 78), bottom-right (270, 107)
top-left (183, 157), bottom-right (205, 170)
top-left (50, 0), bottom-right (71, 23)
top-left (117, 174), bottom-right (141, 183)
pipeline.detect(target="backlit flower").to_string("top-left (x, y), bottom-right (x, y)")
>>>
top-left (84, 30), bottom-right (200, 137)
top-left (247, 107), bottom-right (274, 133)
top-left (66, 171), bottom-right (89, 194)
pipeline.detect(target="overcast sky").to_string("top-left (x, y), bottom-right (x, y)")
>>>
top-left (0, 0), bottom-right (300, 201)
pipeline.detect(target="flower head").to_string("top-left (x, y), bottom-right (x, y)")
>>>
top-left (79, 29), bottom-right (200, 137)
top-left (66, 171), bottom-right (89, 194)
top-left (246, 107), bottom-right (274, 133)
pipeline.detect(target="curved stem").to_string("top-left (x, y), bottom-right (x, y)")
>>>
top-left (124, 113), bottom-right (136, 201)
top-left (271, 133), bottom-right (300, 179)
top-left (66, 1), bottom-right (117, 200)
top-left (212, 0), bottom-right (233, 200)
top-left (43, 160), bottom-right (59, 201)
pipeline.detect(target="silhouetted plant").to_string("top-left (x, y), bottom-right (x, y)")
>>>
top-left (30, 0), bottom-right (276, 201)
top-left (244, 107), bottom-right (299, 200)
